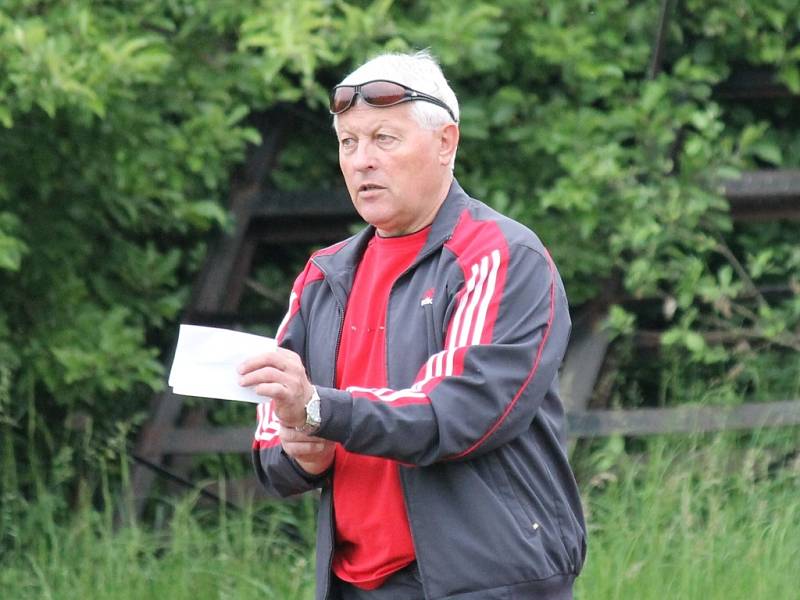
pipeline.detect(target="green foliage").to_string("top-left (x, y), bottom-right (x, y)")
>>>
top-left (0, 0), bottom-right (378, 499)
top-left (1, 1), bottom-right (242, 500)
top-left (0, 0), bottom-right (798, 538)
top-left (0, 211), bottom-right (26, 271)
top-left (271, 0), bottom-right (800, 407)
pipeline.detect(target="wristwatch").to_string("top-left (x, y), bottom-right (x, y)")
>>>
top-left (296, 386), bottom-right (321, 434)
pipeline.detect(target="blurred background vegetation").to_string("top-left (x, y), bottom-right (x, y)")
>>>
top-left (1, 1), bottom-right (798, 598)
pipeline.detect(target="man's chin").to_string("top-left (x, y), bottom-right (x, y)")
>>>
top-left (361, 213), bottom-right (401, 237)
top-left (354, 201), bottom-right (391, 224)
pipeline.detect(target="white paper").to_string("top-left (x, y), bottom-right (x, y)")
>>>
top-left (168, 324), bottom-right (276, 403)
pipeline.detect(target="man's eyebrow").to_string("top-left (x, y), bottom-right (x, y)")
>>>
top-left (374, 120), bottom-right (407, 132)
top-left (338, 120), bottom-right (404, 136)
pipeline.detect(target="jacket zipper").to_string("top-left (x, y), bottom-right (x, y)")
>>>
top-left (382, 233), bottom-right (448, 380)
top-left (317, 241), bottom-right (443, 599)
top-left (323, 298), bottom-right (344, 600)
top-left (384, 268), bottom-right (431, 597)
top-left (331, 303), bottom-right (344, 386)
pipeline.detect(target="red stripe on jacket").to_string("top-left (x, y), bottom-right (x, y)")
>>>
top-left (447, 250), bottom-right (557, 460)
top-left (253, 242), bottom-right (344, 449)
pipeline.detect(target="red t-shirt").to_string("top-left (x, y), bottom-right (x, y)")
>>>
top-left (331, 227), bottom-right (429, 590)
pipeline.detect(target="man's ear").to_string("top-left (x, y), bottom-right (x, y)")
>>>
top-left (438, 122), bottom-right (460, 166)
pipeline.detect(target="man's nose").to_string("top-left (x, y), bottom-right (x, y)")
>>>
top-left (351, 141), bottom-right (377, 171)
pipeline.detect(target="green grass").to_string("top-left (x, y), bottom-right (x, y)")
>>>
top-left (1, 433), bottom-right (798, 599)
top-left (574, 432), bottom-right (800, 599)
top-left (0, 490), bottom-right (318, 599)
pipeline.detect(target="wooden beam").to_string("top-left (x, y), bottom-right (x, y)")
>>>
top-left (246, 215), bottom-right (358, 244)
top-left (251, 188), bottom-right (354, 218)
top-left (201, 477), bottom-right (273, 505)
top-left (160, 425), bottom-right (254, 454)
top-left (714, 68), bottom-right (796, 100)
top-left (567, 400), bottom-right (800, 438)
top-left (129, 391), bottom-right (189, 515)
top-left (560, 308), bottom-right (610, 414)
top-left (725, 169), bottom-right (800, 199)
top-left (647, 0), bottom-right (676, 79)
top-left (155, 400), bottom-right (800, 457)
top-left (634, 328), bottom-right (766, 349)
top-left (725, 169), bottom-right (800, 221)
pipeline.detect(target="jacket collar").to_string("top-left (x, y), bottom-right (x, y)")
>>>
top-left (311, 178), bottom-right (469, 300)
top-left (422, 177), bottom-right (469, 258)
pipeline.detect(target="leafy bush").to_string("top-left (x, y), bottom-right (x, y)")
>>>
top-left (0, 0), bottom-right (797, 518)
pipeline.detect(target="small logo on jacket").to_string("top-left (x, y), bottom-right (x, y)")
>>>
top-left (420, 288), bottom-right (435, 306)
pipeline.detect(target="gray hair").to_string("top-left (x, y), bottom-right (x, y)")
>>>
top-left (332, 50), bottom-right (460, 131)
top-left (332, 50), bottom-right (459, 167)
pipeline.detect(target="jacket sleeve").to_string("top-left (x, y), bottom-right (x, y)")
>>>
top-left (316, 243), bottom-right (571, 466)
top-left (251, 260), bottom-right (328, 497)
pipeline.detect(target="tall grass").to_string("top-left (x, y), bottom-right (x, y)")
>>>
top-left (0, 488), bottom-right (317, 599)
top-left (1, 432), bottom-right (798, 599)
top-left (574, 432), bottom-right (800, 599)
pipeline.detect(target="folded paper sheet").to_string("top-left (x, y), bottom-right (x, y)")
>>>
top-left (168, 324), bottom-right (276, 403)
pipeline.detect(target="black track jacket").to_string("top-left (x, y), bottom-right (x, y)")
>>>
top-left (253, 179), bottom-right (587, 599)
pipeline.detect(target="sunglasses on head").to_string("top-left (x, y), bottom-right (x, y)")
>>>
top-left (329, 79), bottom-right (457, 122)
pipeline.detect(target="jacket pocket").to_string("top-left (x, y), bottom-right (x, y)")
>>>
top-left (423, 298), bottom-right (441, 358)
top-left (486, 451), bottom-right (540, 540)
top-left (491, 449), bottom-right (574, 574)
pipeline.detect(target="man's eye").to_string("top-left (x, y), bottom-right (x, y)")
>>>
top-left (376, 134), bottom-right (395, 144)
top-left (340, 138), bottom-right (355, 149)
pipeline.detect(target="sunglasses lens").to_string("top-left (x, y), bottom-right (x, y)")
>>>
top-left (331, 81), bottom-right (410, 114)
top-left (330, 87), bottom-right (356, 114)
top-left (359, 81), bottom-right (407, 107)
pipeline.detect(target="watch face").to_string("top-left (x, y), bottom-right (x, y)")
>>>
top-left (307, 397), bottom-right (321, 424)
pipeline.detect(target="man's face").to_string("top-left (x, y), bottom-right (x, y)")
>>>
top-left (336, 102), bottom-right (452, 237)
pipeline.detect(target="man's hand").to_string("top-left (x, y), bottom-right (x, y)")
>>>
top-left (279, 426), bottom-right (335, 475)
top-left (238, 348), bottom-right (313, 429)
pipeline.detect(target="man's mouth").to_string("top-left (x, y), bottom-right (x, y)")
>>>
top-left (359, 183), bottom-right (385, 193)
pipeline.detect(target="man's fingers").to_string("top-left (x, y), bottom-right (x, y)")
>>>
top-left (238, 354), bottom-right (287, 377)
top-left (238, 347), bottom-right (302, 376)
top-left (278, 426), bottom-right (334, 474)
top-left (237, 353), bottom-right (274, 375)
top-left (261, 386), bottom-right (308, 426)
top-left (249, 388), bottom-right (295, 430)
top-left (240, 350), bottom-right (311, 427)
top-left (238, 365), bottom-right (287, 388)
top-left (253, 380), bottom-right (306, 401)
top-left (280, 427), bottom-right (332, 459)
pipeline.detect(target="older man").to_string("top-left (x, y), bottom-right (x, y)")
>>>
top-left (240, 51), bottom-right (586, 600)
